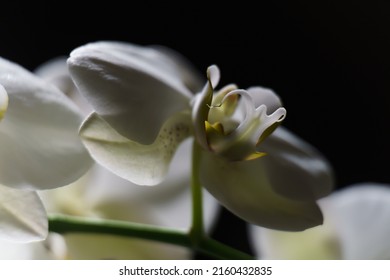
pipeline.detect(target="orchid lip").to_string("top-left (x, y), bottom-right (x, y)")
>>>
top-left (204, 88), bottom-right (287, 161)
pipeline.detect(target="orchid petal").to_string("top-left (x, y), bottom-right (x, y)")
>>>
top-left (0, 233), bottom-right (66, 259)
top-left (34, 57), bottom-right (74, 95)
top-left (0, 57), bottom-right (92, 190)
top-left (0, 84), bottom-right (8, 121)
top-left (192, 65), bottom-right (220, 150)
top-left (68, 41), bottom-right (195, 145)
top-left (148, 45), bottom-right (205, 93)
top-left (199, 149), bottom-right (323, 231)
top-left (208, 90), bottom-right (286, 161)
top-left (321, 184), bottom-right (390, 259)
top-left (261, 126), bottom-right (334, 200)
top-left (87, 139), bottom-right (219, 231)
top-left (79, 112), bottom-right (191, 186)
top-left (0, 185), bottom-right (47, 242)
top-left (34, 57), bottom-right (93, 115)
top-left (42, 139), bottom-right (219, 259)
top-left (246, 86), bottom-right (283, 114)
top-left (249, 220), bottom-right (339, 259)
top-left (250, 184), bottom-right (390, 260)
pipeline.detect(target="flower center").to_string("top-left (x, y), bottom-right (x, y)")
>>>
top-left (206, 88), bottom-right (286, 161)
top-left (192, 65), bottom-right (286, 162)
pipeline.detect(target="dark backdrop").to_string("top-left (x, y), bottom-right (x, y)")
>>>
top-left (1, 1), bottom-right (389, 257)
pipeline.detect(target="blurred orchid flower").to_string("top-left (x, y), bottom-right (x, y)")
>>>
top-left (0, 140), bottom-right (218, 259)
top-left (0, 57), bottom-right (92, 242)
top-left (250, 184), bottom-right (390, 259)
top-left (67, 41), bottom-right (333, 231)
top-left (42, 139), bottom-right (218, 259)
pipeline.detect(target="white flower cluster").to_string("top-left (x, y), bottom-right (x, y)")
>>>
top-left (0, 41), bottom-right (388, 260)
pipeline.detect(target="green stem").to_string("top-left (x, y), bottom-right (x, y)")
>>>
top-left (190, 142), bottom-right (204, 244)
top-left (48, 214), bottom-right (254, 259)
top-left (49, 214), bottom-right (190, 248)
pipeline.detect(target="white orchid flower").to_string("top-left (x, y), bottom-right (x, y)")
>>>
top-left (250, 184), bottom-right (390, 259)
top-left (68, 41), bottom-right (333, 231)
top-left (0, 57), bottom-right (92, 242)
top-left (0, 58), bottom-right (219, 260)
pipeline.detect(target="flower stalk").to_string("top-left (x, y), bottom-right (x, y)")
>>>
top-left (190, 141), bottom-right (204, 245)
top-left (48, 214), bottom-right (254, 260)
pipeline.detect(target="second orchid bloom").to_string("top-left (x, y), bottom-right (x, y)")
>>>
top-left (68, 41), bottom-right (334, 231)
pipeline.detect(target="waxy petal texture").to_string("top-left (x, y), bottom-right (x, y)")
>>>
top-left (68, 41), bottom-right (202, 145)
top-left (80, 112), bottom-right (191, 185)
top-left (0, 186), bottom-right (47, 242)
top-left (0, 57), bottom-right (92, 190)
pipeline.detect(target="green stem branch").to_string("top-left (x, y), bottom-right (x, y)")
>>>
top-left (49, 214), bottom-right (190, 247)
top-left (48, 214), bottom-right (254, 260)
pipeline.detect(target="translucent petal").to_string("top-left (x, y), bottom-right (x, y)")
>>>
top-left (199, 149), bottom-right (323, 231)
top-left (68, 41), bottom-right (195, 145)
top-left (79, 112), bottom-right (191, 186)
top-left (261, 126), bottom-right (334, 200)
top-left (0, 57), bottom-right (92, 190)
top-left (0, 185), bottom-right (47, 242)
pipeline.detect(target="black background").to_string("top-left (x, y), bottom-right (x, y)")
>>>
top-left (1, 1), bottom-right (389, 257)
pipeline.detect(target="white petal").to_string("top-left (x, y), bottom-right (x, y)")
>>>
top-left (0, 84), bottom-right (8, 121)
top-left (199, 149), bottom-right (323, 231)
top-left (249, 222), bottom-right (339, 259)
top-left (320, 184), bottom-right (390, 259)
top-left (207, 65), bottom-right (220, 88)
top-left (247, 86), bottom-right (283, 113)
top-left (191, 65), bottom-right (220, 150)
top-left (261, 126), bottom-right (334, 200)
top-left (68, 41), bottom-right (193, 145)
top-left (250, 184), bottom-right (390, 260)
top-left (0, 57), bottom-right (92, 190)
top-left (34, 57), bottom-right (93, 115)
top-left (215, 90), bottom-right (286, 160)
top-left (0, 185), bottom-right (47, 242)
top-left (80, 112), bottom-right (191, 186)
top-left (42, 139), bottom-right (219, 259)
top-left (34, 57), bottom-right (73, 94)
top-left (85, 139), bottom-right (219, 231)
top-left (0, 240), bottom-right (49, 259)
top-left (148, 45), bottom-right (205, 93)
top-left (0, 233), bottom-right (66, 259)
